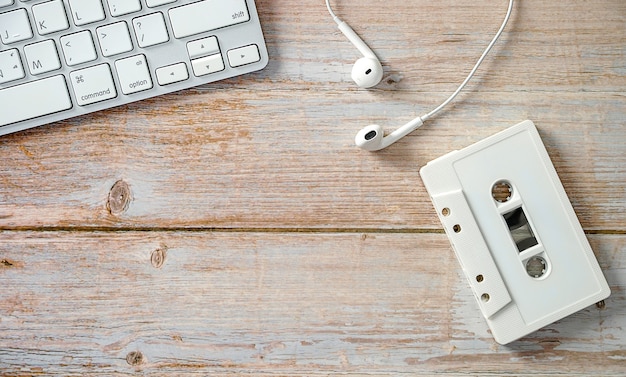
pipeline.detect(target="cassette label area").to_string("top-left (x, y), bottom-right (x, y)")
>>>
top-left (420, 120), bottom-right (610, 344)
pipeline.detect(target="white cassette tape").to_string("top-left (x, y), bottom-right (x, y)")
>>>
top-left (420, 120), bottom-right (610, 344)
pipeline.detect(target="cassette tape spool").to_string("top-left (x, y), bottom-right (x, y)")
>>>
top-left (420, 120), bottom-right (610, 344)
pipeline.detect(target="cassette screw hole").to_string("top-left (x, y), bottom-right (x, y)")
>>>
top-left (526, 256), bottom-right (547, 278)
top-left (453, 224), bottom-right (462, 233)
top-left (442, 208), bottom-right (450, 216)
top-left (481, 293), bottom-right (490, 302)
top-left (476, 274), bottom-right (484, 283)
top-left (492, 181), bottom-right (513, 203)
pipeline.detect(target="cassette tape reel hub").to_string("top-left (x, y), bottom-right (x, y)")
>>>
top-left (420, 120), bottom-right (611, 344)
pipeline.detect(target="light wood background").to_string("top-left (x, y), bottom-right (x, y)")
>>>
top-left (1, 0), bottom-right (625, 375)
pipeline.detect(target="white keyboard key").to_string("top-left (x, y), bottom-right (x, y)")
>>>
top-left (191, 54), bottom-right (224, 77)
top-left (97, 22), bottom-right (133, 57)
top-left (32, 0), bottom-right (69, 36)
top-left (115, 54), bottom-right (153, 95)
top-left (0, 49), bottom-right (25, 84)
top-left (70, 64), bottom-right (117, 106)
top-left (187, 36), bottom-right (220, 60)
top-left (60, 31), bottom-right (97, 66)
top-left (0, 75), bottom-right (72, 127)
top-left (132, 12), bottom-right (169, 48)
top-left (0, 9), bottom-right (33, 44)
top-left (0, 0), bottom-right (15, 8)
top-left (156, 62), bottom-right (188, 85)
top-left (169, 0), bottom-right (250, 39)
top-left (146, 0), bottom-right (176, 8)
top-left (107, 0), bottom-right (141, 17)
top-left (24, 39), bottom-right (61, 75)
top-left (227, 45), bottom-right (261, 67)
top-left (68, 0), bottom-right (105, 26)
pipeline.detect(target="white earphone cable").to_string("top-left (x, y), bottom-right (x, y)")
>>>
top-left (421, 0), bottom-right (514, 122)
top-left (327, 0), bottom-right (515, 123)
top-left (326, 0), bottom-right (338, 21)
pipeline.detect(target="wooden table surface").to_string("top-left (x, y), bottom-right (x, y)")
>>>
top-left (1, 0), bottom-right (625, 375)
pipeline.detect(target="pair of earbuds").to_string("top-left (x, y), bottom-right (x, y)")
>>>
top-left (326, 0), bottom-right (515, 151)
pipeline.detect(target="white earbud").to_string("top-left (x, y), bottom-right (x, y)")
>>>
top-left (326, 0), bottom-right (383, 89)
top-left (351, 56), bottom-right (383, 89)
top-left (336, 21), bottom-right (384, 88)
top-left (355, 118), bottom-right (424, 151)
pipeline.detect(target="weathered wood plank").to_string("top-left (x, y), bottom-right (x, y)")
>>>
top-left (0, 91), bottom-right (623, 230)
top-left (258, 0), bottom-right (626, 93)
top-left (0, 232), bottom-right (624, 375)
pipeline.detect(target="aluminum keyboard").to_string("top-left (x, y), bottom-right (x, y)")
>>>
top-left (0, 0), bottom-right (269, 136)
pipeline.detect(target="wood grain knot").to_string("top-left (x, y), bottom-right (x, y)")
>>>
top-left (107, 180), bottom-right (132, 216)
top-left (151, 246), bottom-right (167, 269)
top-left (538, 339), bottom-right (561, 351)
top-left (1, 259), bottom-right (14, 267)
top-left (0, 259), bottom-right (24, 269)
top-left (126, 351), bottom-right (144, 366)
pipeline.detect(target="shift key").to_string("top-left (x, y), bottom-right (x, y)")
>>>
top-left (70, 64), bottom-right (117, 106)
top-left (169, 0), bottom-right (250, 39)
